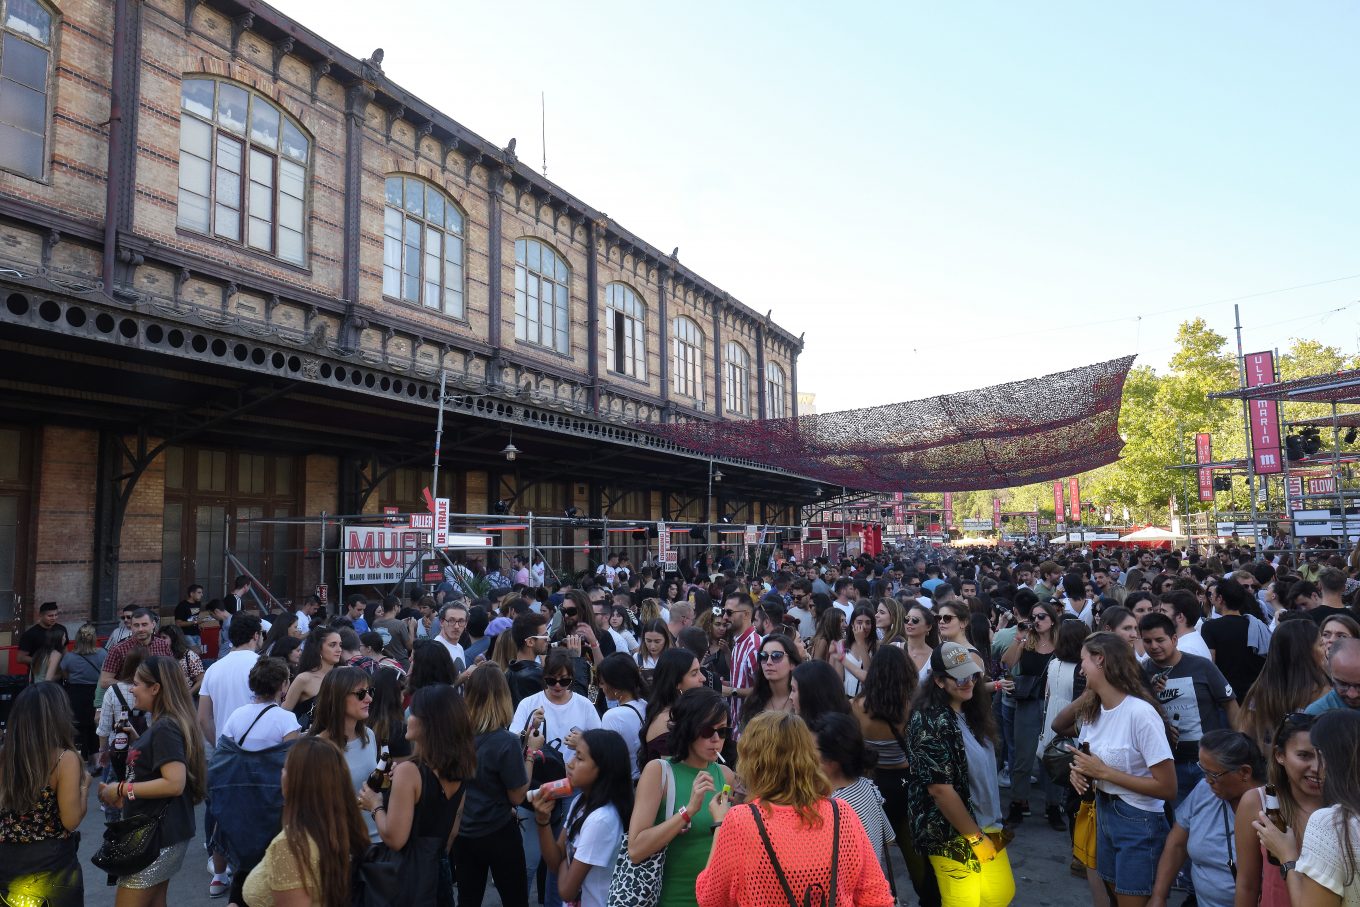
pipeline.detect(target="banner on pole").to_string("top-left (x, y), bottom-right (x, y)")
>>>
top-left (1068, 478), bottom-right (1082, 524)
top-left (943, 493), bottom-right (954, 530)
top-left (992, 497), bottom-right (1001, 530)
top-left (1245, 351), bottom-right (1283, 474)
top-left (1053, 482), bottom-right (1066, 529)
top-left (434, 497), bottom-right (450, 547)
top-left (1196, 433), bottom-right (1214, 502)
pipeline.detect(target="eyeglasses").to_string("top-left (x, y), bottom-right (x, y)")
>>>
top-left (756, 650), bottom-right (787, 664)
top-left (561, 607), bottom-right (578, 617)
top-left (544, 676), bottom-right (573, 688)
top-left (1273, 711), bottom-right (1315, 744)
top-left (721, 608), bottom-right (748, 618)
top-left (350, 688), bottom-right (373, 700)
top-left (1331, 677), bottom-right (1360, 695)
top-left (698, 724), bottom-right (730, 740)
top-left (938, 615), bottom-right (958, 624)
top-left (1195, 760), bottom-right (1239, 783)
top-left (528, 634), bottom-right (550, 642)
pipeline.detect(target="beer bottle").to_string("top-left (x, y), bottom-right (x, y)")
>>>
top-left (1263, 784), bottom-right (1287, 866)
top-left (366, 748), bottom-right (392, 792)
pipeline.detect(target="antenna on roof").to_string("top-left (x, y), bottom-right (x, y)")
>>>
top-left (541, 91), bottom-right (547, 178)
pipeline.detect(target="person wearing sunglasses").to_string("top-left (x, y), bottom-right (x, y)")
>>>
top-left (629, 688), bottom-right (735, 906)
top-left (903, 603), bottom-right (939, 675)
top-left (308, 666), bottom-right (381, 840)
top-left (722, 592), bottom-right (760, 735)
top-left (740, 636), bottom-right (802, 733)
top-left (1147, 730), bottom-right (1264, 907)
top-left (1235, 712), bottom-right (1322, 907)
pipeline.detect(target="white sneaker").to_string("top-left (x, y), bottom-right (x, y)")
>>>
top-left (209, 875), bottom-right (230, 898)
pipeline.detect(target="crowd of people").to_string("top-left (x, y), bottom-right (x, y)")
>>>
top-left (4, 539), bottom-right (1360, 906)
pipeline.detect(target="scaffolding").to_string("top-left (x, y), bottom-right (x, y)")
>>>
top-left (223, 509), bottom-right (807, 609)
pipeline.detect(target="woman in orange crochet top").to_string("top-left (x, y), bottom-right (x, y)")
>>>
top-left (695, 710), bottom-right (894, 907)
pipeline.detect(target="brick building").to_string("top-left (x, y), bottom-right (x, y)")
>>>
top-left (0, 0), bottom-right (815, 634)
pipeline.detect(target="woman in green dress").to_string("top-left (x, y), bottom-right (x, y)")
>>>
top-left (626, 687), bottom-right (736, 905)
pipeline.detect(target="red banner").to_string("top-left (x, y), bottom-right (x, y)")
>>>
top-left (942, 492), bottom-right (954, 530)
top-left (1068, 477), bottom-right (1081, 523)
top-left (1245, 351), bottom-right (1282, 474)
top-left (1196, 433), bottom-right (1214, 501)
top-left (992, 497), bottom-right (1001, 530)
top-left (1053, 481), bottom-right (1066, 527)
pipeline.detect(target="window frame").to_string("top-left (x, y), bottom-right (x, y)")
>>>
top-left (671, 315), bottom-right (705, 402)
top-left (0, 0), bottom-right (58, 182)
top-left (176, 76), bottom-right (311, 267)
top-left (765, 361), bottom-right (787, 419)
top-left (381, 174), bottom-right (467, 320)
top-left (724, 340), bottom-right (750, 416)
top-left (514, 238), bottom-right (571, 355)
top-left (604, 282), bottom-right (647, 381)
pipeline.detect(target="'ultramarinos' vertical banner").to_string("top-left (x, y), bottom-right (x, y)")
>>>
top-left (942, 492), bottom-right (954, 531)
top-left (1068, 477), bottom-right (1082, 524)
top-left (1245, 352), bottom-right (1282, 475)
top-left (1196, 433), bottom-right (1214, 501)
top-left (992, 497), bottom-right (1002, 530)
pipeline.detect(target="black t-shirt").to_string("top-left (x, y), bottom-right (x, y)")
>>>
top-left (174, 600), bottom-right (202, 633)
top-left (1308, 605), bottom-right (1352, 625)
top-left (460, 730), bottom-right (528, 837)
top-left (126, 718), bottom-right (196, 846)
top-left (1199, 615), bottom-right (1265, 704)
top-left (18, 622), bottom-right (67, 656)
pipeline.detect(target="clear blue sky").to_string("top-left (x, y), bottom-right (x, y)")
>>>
top-left (274, 0), bottom-right (1360, 411)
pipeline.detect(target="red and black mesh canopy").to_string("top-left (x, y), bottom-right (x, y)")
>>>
top-left (640, 356), bottom-right (1136, 493)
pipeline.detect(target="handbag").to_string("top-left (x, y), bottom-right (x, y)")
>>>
top-left (1041, 735), bottom-right (1079, 787)
top-left (750, 799), bottom-right (841, 907)
top-left (605, 759), bottom-right (675, 907)
top-left (91, 802), bottom-right (167, 875)
top-left (355, 835), bottom-right (445, 907)
top-left (1072, 798), bottom-right (1097, 869)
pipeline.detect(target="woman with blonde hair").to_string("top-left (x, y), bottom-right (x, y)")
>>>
top-left (696, 711), bottom-right (893, 906)
top-left (242, 737), bottom-right (368, 907)
top-left (454, 664), bottom-right (533, 907)
top-left (58, 621), bottom-right (105, 764)
top-left (0, 683), bottom-right (89, 907)
top-left (98, 655), bottom-right (207, 904)
top-left (876, 597), bottom-right (909, 649)
top-left (639, 597), bottom-right (664, 628)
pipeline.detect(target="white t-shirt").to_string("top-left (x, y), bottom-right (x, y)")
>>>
top-left (1078, 694), bottom-right (1174, 813)
top-left (1178, 629), bottom-right (1212, 661)
top-left (608, 628), bottom-right (636, 655)
top-left (788, 606), bottom-right (816, 640)
top-left (509, 692), bottom-right (602, 764)
top-left (295, 610), bottom-right (311, 634)
top-left (200, 649), bottom-right (259, 739)
top-left (433, 635), bottom-right (465, 669)
top-left (564, 797), bottom-right (624, 907)
top-left (833, 601), bottom-right (854, 623)
top-left (219, 702), bottom-right (300, 751)
top-left (531, 562), bottom-right (546, 588)
top-left (601, 699), bottom-right (648, 780)
top-left (1298, 806), bottom-right (1360, 905)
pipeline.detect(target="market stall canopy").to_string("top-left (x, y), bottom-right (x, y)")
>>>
top-left (1118, 526), bottom-right (1186, 543)
top-left (639, 356), bottom-right (1136, 493)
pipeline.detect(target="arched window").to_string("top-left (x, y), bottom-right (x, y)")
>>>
top-left (514, 238), bottom-right (569, 353)
top-left (766, 362), bottom-right (787, 419)
top-left (724, 341), bottom-right (749, 415)
top-left (672, 316), bottom-right (704, 401)
top-left (0, 0), bottom-right (55, 179)
top-left (177, 77), bottom-right (310, 265)
top-left (383, 175), bottom-right (465, 318)
top-left (605, 283), bottom-right (646, 380)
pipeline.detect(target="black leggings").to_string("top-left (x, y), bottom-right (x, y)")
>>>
top-left (876, 766), bottom-right (942, 907)
top-left (453, 818), bottom-right (529, 907)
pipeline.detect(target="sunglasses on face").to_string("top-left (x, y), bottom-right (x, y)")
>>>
top-left (350, 688), bottom-right (373, 700)
top-left (905, 617), bottom-right (924, 625)
top-left (757, 650), bottom-right (787, 664)
top-left (544, 676), bottom-right (573, 688)
top-left (561, 608), bottom-right (578, 617)
top-left (938, 615), bottom-right (957, 624)
top-left (721, 608), bottom-right (747, 618)
top-left (698, 724), bottom-right (730, 740)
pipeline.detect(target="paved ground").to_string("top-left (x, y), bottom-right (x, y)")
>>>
top-left (78, 798), bottom-right (1097, 906)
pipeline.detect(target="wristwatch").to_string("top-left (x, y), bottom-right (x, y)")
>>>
top-left (1280, 860), bottom-right (1296, 880)
top-left (965, 831), bottom-right (985, 845)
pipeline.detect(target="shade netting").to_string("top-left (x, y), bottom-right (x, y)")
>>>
top-left (640, 355), bottom-right (1136, 493)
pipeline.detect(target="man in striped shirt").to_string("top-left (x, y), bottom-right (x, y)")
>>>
top-left (724, 590), bottom-right (760, 736)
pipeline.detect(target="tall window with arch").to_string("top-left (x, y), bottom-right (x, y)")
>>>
top-left (605, 283), bottom-right (646, 380)
top-left (766, 361), bottom-right (787, 419)
top-left (0, 0), bottom-right (55, 180)
top-left (724, 341), bottom-right (749, 415)
top-left (514, 238), bottom-right (569, 354)
top-left (382, 175), bottom-right (465, 318)
top-left (672, 316), bottom-right (704, 401)
top-left (177, 77), bottom-right (310, 265)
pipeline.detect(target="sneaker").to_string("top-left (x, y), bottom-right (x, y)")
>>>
top-left (209, 875), bottom-right (230, 898)
top-left (998, 771), bottom-right (1011, 788)
top-left (1007, 801), bottom-right (1026, 824)
top-left (1046, 805), bottom-right (1066, 832)
top-left (1070, 858), bottom-right (1086, 878)
top-left (1022, 801), bottom-right (1033, 817)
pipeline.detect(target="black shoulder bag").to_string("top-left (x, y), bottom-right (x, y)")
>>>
top-left (749, 800), bottom-right (841, 907)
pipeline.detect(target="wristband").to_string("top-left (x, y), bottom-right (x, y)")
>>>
top-left (125, 782), bottom-right (136, 801)
top-left (372, 804), bottom-right (384, 815)
top-left (678, 805), bottom-right (692, 831)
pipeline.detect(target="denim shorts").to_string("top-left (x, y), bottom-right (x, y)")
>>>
top-left (1095, 792), bottom-right (1169, 896)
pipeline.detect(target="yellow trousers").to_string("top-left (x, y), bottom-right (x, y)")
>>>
top-left (928, 847), bottom-right (1016, 907)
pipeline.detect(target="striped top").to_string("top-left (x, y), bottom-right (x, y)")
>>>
top-left (834, 777), bottom-right (894, 876)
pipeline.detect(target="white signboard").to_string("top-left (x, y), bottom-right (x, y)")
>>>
top-left (744, 524), bottom-right (760, 545)
top-left (434, 497), bottom-right (450, 547)
top-left (343, 525), bottom-right (425, 584)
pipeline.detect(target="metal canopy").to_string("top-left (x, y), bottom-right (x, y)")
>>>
top-left (1210, 368), bottom-right (1360, 404)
